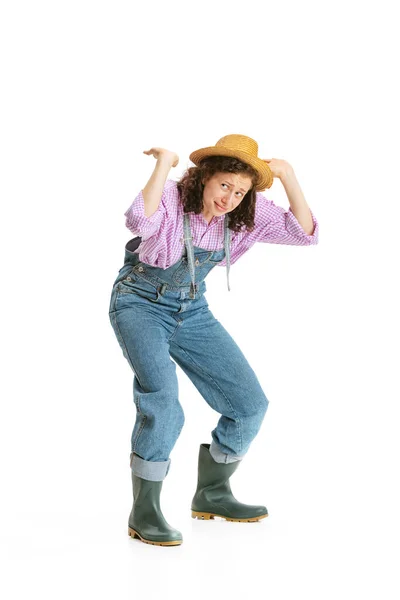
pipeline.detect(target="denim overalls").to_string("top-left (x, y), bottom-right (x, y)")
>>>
top-left (109, 213), bottom-right (269, 481)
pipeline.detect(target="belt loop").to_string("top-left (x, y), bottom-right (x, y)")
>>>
top-left (189, 282), bottom-right (198, 299)
top-left (159, 283), bottom-right (167, 296)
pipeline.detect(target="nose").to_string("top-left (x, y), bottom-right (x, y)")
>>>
top-left (221, 190), bottom-right (235, 206)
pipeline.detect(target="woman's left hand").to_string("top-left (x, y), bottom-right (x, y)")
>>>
top-left (261, 158), bottom-right (293, 180)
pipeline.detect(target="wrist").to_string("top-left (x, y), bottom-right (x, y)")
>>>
top-left (153, 157), bottom-right (173, 176)
top-left (280, 166), bottom-right (296, 185)
top-left (157, 153), bottom-right (176, 169)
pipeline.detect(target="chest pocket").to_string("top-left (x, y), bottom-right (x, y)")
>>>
top-left (208, 251), bottom-right (226, 264)
top-left (172, 251), bottom-right (217, 284)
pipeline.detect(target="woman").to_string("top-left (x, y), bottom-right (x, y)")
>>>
top-left (108, 134), bottom-right (319, 546)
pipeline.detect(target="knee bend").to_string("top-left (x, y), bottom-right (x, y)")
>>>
top-left (253, 395), bottom-right (269, 420)
top-left (247, 396), bottom-right (269, 428)
top-left (262, 396), bottom-right (269, 416)
top-left (175, 405), bottom-right (185, 433)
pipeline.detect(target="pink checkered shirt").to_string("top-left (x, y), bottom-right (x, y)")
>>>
top-left (124, 179), bottom-right (319, 269)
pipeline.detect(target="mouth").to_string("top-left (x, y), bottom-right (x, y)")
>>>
top-left (214, 202), bottom-right (226, 211)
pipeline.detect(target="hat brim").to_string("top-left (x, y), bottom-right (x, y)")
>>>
top-left (189, 147), bottom-right (273, 191)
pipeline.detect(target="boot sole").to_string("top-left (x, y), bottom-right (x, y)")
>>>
top-left (191, 511), bottom-right (268, 522)
top-left (128, 526), bottom-right (182, 546)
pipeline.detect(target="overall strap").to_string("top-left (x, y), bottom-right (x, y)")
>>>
top-left (183, 213), bottom-right (232, 298)
top-left (224, 214), bottom-right (232, 292)
top-left (183, 213), bottom-right (197, 298)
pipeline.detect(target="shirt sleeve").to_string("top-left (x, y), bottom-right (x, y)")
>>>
top-left (124, 186), bottom-right (167, 240)
top-left (253, 192), bottom-right (319, 246)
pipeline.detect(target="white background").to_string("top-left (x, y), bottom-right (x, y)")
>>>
top-left (1, 1), bottom-right (399, 598)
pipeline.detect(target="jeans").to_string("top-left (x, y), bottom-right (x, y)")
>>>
top-left (108, 234), bottom-right (269, 481)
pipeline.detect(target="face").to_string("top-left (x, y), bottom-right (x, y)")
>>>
top-left (202, 172), bottom-right (253, 219)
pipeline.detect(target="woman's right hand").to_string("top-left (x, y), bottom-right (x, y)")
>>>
top-left (143, 147), bottom-right (179, 168)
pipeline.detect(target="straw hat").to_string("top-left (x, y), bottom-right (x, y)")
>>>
top-left (189, 134), bottom-right (273, 191)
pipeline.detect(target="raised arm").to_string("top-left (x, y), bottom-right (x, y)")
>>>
top-left (262, 157), bottom-right (315, 235)
top-left (142, 148), bottom-right (179, 217)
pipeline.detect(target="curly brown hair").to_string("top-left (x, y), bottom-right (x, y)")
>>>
top-left (176, 156), bottom-right (259, 233)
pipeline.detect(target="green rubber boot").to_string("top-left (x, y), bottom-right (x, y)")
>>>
top-left (128, 471), bottom-right (183, 546)
top-left (191, 443), bottom-right (268, 522)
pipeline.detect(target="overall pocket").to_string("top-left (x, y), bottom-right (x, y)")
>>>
top-left (172, 252), bottom-right (215, 284)
top-left (207, 248), bottom-right (226, 264)
top-left (116, 275), bottom-right (161, 304)
top-left (207, 255), bottom-right (225, 264)
top-left (112, 264), bottom-right (135, 287)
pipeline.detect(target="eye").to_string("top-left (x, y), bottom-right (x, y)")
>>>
top-left (221, 183), bottom-right (228, 189)
top-left (235, 191), bottom-right (243, 198)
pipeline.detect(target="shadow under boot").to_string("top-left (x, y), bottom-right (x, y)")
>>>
top-left (191, 443), bottom-right (268, 522)
top-left (128, 471), bottom-right (183, 546)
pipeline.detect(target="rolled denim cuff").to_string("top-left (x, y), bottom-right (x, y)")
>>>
top-left (209, 440), bottom-right (245, 464)
top-left (130, 453), bottom-right (171, 481)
